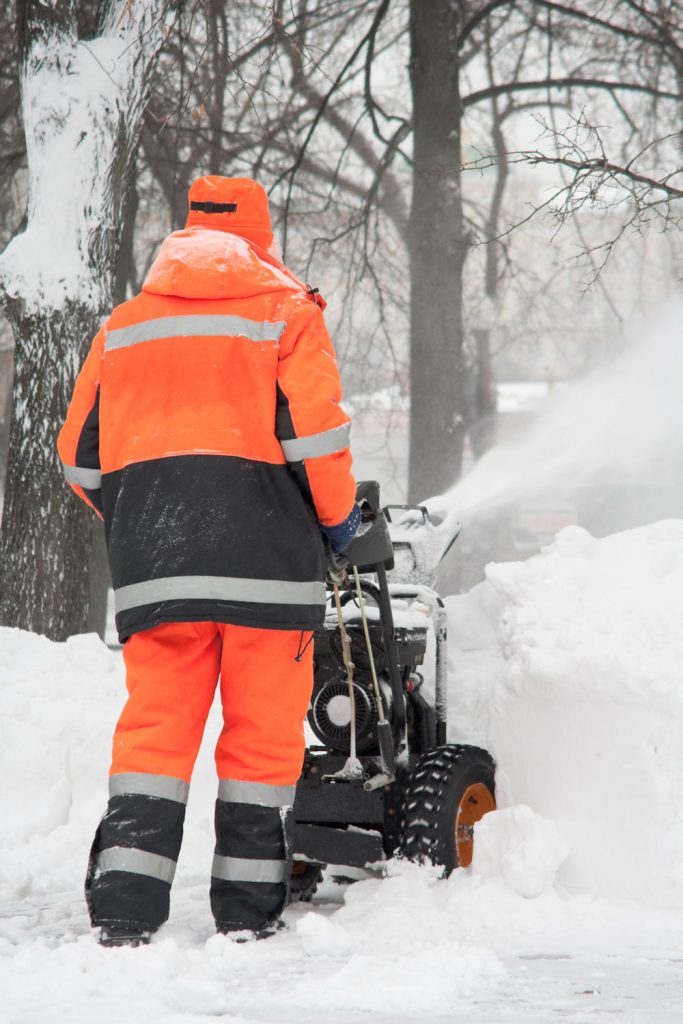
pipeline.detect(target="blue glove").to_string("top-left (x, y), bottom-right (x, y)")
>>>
top-left (320, 503), bottom-right (362, 554)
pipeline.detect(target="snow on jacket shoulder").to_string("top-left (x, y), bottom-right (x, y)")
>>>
top-left (57, 228), bottom-right (356, 641)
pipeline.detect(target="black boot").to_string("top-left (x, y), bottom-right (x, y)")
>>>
top-left (86, 774), bottom-right (188, 936)
top-left (210, 780), bottom-right (294, 934)
top-left (217, 918), bottom-right (288, 942)
top-left (99, 923), bottom-right (152, 948)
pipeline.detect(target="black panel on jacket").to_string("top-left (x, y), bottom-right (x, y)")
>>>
top-left (116, 597), bottom-right (323, 641)
top-left (75, 387), bottom-right (100, 469)
top-left (275, 381), bottom-right (314, 505)
top-left (83, 486), bottom-right (104, 516)
top-left (101, 453), bottom-right (325, 641)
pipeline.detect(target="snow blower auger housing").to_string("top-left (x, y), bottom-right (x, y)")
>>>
top-left (290, 481), bottom-right (496, 899)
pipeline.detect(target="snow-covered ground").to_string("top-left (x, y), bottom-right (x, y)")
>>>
top-left (3, 520), bottom-right (683, 1022)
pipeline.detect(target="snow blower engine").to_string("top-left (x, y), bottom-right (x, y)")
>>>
top-left (290, 481), bottom-right (496, 899)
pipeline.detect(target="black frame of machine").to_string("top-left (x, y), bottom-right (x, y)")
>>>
top-left (291, 481), bottom-right (460, 871)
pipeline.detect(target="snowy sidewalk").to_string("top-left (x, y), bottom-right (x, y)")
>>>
top-left (1, 865), bottom-right (682, 1023)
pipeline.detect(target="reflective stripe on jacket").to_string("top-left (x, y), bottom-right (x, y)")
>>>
top-left (57, 227), bottom-right (356, 640)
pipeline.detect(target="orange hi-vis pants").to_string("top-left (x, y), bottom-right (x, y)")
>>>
top-left (86, 622), bottom-right (314, 935)
top-left (112, 621), bottom-right (314, 784)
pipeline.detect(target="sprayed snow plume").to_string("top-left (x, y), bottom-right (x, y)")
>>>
top-left (408, 298), bottom-right (683, 575)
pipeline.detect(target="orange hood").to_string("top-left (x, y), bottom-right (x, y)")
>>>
top-left (185, 175), bottom-right (274, 249)
top-left (142, 228), bottom-right (302, 301)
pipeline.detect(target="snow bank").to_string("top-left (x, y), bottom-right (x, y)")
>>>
top-left (448, 519), bottom-right (683, 908)
top-left (0, 629), bottom-right (125, 910)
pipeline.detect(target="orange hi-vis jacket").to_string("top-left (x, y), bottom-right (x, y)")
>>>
top-left (58, 227), bottom-right (356, 640)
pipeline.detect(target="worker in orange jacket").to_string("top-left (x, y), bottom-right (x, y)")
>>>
top-left (58, 176), bottom-right (359, 946)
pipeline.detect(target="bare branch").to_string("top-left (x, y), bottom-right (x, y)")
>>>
top-left (464, 76), bottom-right (681, 109)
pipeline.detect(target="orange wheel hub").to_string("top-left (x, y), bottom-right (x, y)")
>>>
top-left (455, 782), bottom-right (496, 867)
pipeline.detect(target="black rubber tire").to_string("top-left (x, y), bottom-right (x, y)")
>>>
top-left (288, 861), bottom-right (324, 903)
top-left (398, 744), bottom-right (496, 874)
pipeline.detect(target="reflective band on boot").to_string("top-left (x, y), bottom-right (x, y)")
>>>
top-left (211, 854), bottom-right (286, 884)
top-left (109, 772), bottom-right (189, 804)
top-left (217, 779), bottom-right (295, 807)
top-left (96, 846), bottom-right (177, 885)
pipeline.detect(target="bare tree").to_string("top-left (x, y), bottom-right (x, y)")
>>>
top-left (0, 0), bottom-right (173, 640)
top-left (251, 1), bottom-right (683, 498)
top-left (471, 2), bottom-right (683, 282)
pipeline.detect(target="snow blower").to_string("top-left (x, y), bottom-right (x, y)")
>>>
top-left (289, 481), bottom-right (496, 900)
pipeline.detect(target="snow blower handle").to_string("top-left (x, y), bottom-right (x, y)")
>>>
top-left (383, 504), bottom-right (430, 525)
top-left (338, 483), bottom-right (394, 573)
top-left (322, 488), bottom-right (376, 582)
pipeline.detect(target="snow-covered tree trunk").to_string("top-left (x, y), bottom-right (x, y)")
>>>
top-left (0, 0), bottom-right (171, 640)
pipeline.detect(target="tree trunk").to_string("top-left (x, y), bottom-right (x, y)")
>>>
top-left (0, 345), bottom-right (13, 495)
top-left (207, 0), bottom-right (228, 177)
top-left (469, 327), bottom-right (497, 458)
top-left (0, 303), bottom-right (96, 636)
top-left (407, 0), bottom-right (466, 502)
top-left (0, 0), bottom-right (170, 640)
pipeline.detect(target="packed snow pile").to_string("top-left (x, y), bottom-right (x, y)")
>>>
top-left (471, 805), bottom-right (568, 899)
top-left (447, 518), bottom-right (683, 909)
